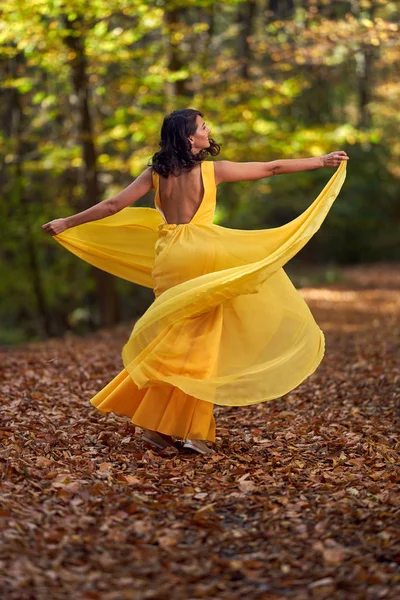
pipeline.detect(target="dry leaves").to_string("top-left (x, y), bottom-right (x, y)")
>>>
top-left (0, 264), bottom-right (399, 600)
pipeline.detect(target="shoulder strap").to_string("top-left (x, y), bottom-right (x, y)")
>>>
top-left (201, 161), bottom-right (215, 189)
top-left (151, 169), bottom-right (158, 190)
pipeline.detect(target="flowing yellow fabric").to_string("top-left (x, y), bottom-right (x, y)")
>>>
top-left (54, 207), bottom-right (161, 288)
top-left (54, 160), bottom-right (346, 439)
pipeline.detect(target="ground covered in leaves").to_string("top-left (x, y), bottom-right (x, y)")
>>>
top-left (1, 264), bottom-right (399, 600)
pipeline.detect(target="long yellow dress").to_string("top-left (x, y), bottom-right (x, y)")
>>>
top-left (55, 160), bottom-right (347, 441)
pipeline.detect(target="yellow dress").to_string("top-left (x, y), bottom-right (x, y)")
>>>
top-left (55, 160), bottom-right (347, 441)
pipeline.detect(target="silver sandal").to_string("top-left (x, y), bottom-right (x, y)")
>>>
top-left (183, 439), bottom-right (215, 455)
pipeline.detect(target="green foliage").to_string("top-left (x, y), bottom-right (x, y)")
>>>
top-left (1, 0), bottom-right (399, 343)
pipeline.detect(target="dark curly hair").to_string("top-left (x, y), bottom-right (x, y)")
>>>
top-left (149, 109), bottom-right (221, 178)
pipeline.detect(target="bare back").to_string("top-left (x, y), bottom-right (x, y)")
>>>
top-left (156, 164), bottom-right (205, 225)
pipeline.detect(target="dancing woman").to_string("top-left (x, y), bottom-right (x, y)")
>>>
top-left (42, 109), bottom-right (348, 455)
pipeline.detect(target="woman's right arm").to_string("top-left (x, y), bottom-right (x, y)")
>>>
top-left (214, 152), bottom-right (349, 184)
top-left (42, 167), bottom-right (153, 236)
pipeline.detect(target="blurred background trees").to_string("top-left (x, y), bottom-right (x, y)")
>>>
top-left (1, 0), bottom-right (399, 344)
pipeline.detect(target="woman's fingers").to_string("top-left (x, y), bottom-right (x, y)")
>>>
top-left (332, 151), bottom-right (349, 160)
top-left (42, 226), bottom-right (55, 236)
top-left (41, 218), bottom-right (67, 236)
top-left (323, 151), bottom-right (349, 167)
top-left (42, 223), bottom-right (54, 235)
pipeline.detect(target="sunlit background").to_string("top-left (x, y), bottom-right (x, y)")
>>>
top-left (1, 0), bottom-right (399, 344)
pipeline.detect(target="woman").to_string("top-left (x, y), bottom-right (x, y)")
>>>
top-left (42, 108), bottom-right (349, 455)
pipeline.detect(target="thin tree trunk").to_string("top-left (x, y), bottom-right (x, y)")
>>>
top-left (237, 1), bottom-right (257, 80)
top-left (354, 2), bottom-right (377, 129)
top-left (63, 15), bottom-right (120, 327)
top-left (11, 55), bottom-right (53, 337)
top-left (356, 44), bottom-right (375, 129)
top-left (268, 0), bottom-right (294, 19)
top-left (164, 4), bottom-right (190, 104)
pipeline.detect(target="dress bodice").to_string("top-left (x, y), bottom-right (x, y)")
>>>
top-left (152, 161), bottom-right (216, 227)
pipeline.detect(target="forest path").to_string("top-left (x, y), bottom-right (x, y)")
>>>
top-left (1, 264), bottom-right (399, 600)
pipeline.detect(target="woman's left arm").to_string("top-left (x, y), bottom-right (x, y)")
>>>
top-left (214, 152), bottom-right (349, 184)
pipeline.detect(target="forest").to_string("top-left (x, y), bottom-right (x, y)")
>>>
top-left (1, 0), bottom-right (399, 343)
top-left (1, 4), bottom-right (400, 599)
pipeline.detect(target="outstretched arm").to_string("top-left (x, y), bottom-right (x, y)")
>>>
top-left (42, 167), bottom-right (153, 236)
top-left (214, 151), bottom-right (349, 184)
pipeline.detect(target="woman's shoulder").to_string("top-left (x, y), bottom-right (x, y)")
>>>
top-left (210, 160), bottom-right (231, 185)
top-left (144, 166), bottom-right (158, 189)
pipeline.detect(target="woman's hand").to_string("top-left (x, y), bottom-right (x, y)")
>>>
top-left (42, 218), bottom-right (69, 236)
top-left (322, 151), bottom-right (349, 167)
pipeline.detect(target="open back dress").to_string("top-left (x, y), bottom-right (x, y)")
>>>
top-left (54, 160), bottom-right (347, 441)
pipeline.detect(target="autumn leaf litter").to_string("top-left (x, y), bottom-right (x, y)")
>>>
top-left (1, 265), bottom-right (399, 600)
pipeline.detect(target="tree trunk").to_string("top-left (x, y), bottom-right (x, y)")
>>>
top-left (237, 1), bottom-right (257, 80)
top-left (354, 2), bottom-right (378, 129)
top-left (11, 55), bottom-right (54, 337)
top-left (268, 0), bottom-right (294, 19)
top-left (164, 4), bottom-right (190, 104)
top-left (356, 44), bottom-right (375, 129)
top-left (63, 15), bottom-right (120, 327)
